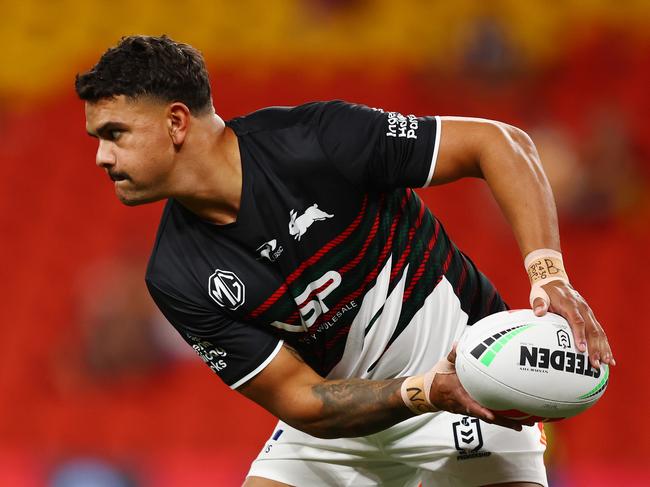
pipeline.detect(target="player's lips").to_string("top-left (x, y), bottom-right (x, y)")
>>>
top-left (108, 172), bottom-right (129, 182)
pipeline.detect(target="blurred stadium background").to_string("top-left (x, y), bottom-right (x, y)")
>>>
top-left (1, 0), bottom-right (649, 485)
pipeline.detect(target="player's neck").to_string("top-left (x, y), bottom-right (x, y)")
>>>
top-left (172, 117), bottom-right (243, 225)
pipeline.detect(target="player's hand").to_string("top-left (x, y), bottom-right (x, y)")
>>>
top-left (428, 347), bottom-right (534, 431)
top-left (533, 280), bottom-right (615, 370)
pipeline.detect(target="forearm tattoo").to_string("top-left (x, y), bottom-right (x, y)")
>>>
top-left (310, 377), bottom-right (413, 437)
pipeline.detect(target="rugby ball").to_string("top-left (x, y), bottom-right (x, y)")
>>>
top-left (455, 309), bottom-right (609, 422)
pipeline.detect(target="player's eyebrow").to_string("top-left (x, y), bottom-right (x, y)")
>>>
top-left (86, 121), bottom-right (128, 138)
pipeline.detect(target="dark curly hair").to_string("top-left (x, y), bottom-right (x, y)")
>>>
top-left (75, 35), bottom-right (212, 114)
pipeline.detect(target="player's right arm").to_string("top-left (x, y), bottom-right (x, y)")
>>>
top-left (147, 278), bottom-right (522, 438)
top-left (238, 344), bottom-right (524, 439)
top-left (145, 278), bottom-right (497, 438)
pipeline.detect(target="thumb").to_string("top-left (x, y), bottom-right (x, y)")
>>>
top-left (530, 286), bottom-right (550, 316)
top-left (447, 342), bottom-right (458, 364)
top-left (532, 296), bottom-right (549, 316)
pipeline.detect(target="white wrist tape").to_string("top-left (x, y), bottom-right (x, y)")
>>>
top-left (401, 356), bottom-right (456, 415)
top-left (524, 248), bottom-right (569, 308)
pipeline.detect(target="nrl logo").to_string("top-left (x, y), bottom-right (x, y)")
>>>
top-left (208, 269), bottom-right (245, 310)
top-left (288, 203), bottom-right (334, 241)
top-left (452, 417), bottom-right (491, 460)
top-left (557, 329), bottom-right (571, 349)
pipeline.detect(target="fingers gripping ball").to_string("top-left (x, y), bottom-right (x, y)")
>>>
top-left (455, 310), bottom-right (609, 422)
top-left (401, 357), bottom-right (456, 414)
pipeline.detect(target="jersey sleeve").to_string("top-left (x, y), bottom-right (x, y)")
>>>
top-left (315, 101), bottom-right (441, 190)
top-left (146, 279), bottom-right (283, 389)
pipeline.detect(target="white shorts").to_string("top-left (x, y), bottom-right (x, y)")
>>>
top-left (248, 412), bottom-right (548, 487)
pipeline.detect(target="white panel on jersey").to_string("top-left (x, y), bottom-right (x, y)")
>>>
top-left (326, 256), bottom-right (396, 380)
top-left (370, 276), bottom-right (468, 379)
top-left (361, 263), bottom-right (411, 377)
top-left (327, 273), bottom-right (469, 381)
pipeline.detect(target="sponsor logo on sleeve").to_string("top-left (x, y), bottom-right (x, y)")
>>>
top-left (208, 269), bottom-right (245, 310)
top-left (187, 335), bottom-right (228, 373)
top-left (385, 111), bottom-right (419, 139)
top-left (288, 203), bottom-right (334, 241)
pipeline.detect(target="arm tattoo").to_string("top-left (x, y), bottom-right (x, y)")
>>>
top-left (310, 377), bottom-right (413, 438)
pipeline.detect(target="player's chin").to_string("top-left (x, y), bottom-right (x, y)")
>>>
top-left (115, 187), bottom-right (161, 206)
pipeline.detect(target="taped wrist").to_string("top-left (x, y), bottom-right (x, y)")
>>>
top-left (400, 356), bottom-right (455, 415)
top-left (524, 248), bottom-right (570, 308)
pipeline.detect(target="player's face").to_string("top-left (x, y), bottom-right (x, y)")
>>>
top-left (85, 96), bottom-right (176, 206)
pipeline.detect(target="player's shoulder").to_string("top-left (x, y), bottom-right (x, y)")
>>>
top-left (226, 99), bottom-right (368, 135)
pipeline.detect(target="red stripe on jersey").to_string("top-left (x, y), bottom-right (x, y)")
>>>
top-left (253, 283), bottom-right (289, 317)
top-left (390, 227), bottom-right (414, 281)
top-left (297, 278), bottom-right (335, 310)
top-left (284, 194), bottom-right (386, 327)
top-left (249, 195), bottom-right (369, 319)
top-left (455, 260), bottom-right (468, 295)
top-left (402, 220), bottom-right (450, 303)
top-left (337, 203), bottom-right (382, 274)
top-left (322, 210), bottom-right (407, 358)
top-left (317, 192), bottom-right (409, 328)
top-left (390, 190), bottom-right (429, 282)
top-left (320, 197), bottom-right (410, 347)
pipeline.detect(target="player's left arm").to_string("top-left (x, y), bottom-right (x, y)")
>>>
top-left (430, 117), bottom-right (614, 369)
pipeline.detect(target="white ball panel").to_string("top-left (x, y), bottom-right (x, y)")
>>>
top-left (455, 310), bottom-right (608, 420)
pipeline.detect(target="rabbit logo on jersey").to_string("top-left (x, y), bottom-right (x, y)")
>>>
top-left (289, 204), bottom-right (334, 240)
top-left (208, 269), bottom-right (245, 310)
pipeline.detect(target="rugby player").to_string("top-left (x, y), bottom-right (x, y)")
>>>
top-left (76, 35), bottom-right (614, 487)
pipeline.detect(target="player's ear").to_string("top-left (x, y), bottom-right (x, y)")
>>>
top-left (167, 102), bottom-right (191, 146)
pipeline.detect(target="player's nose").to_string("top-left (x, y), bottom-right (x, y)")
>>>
top-left (95, 140), bottom-right (116, 169)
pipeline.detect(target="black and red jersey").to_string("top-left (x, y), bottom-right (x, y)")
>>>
top-left (145, 101), bottom-right (506, 389)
